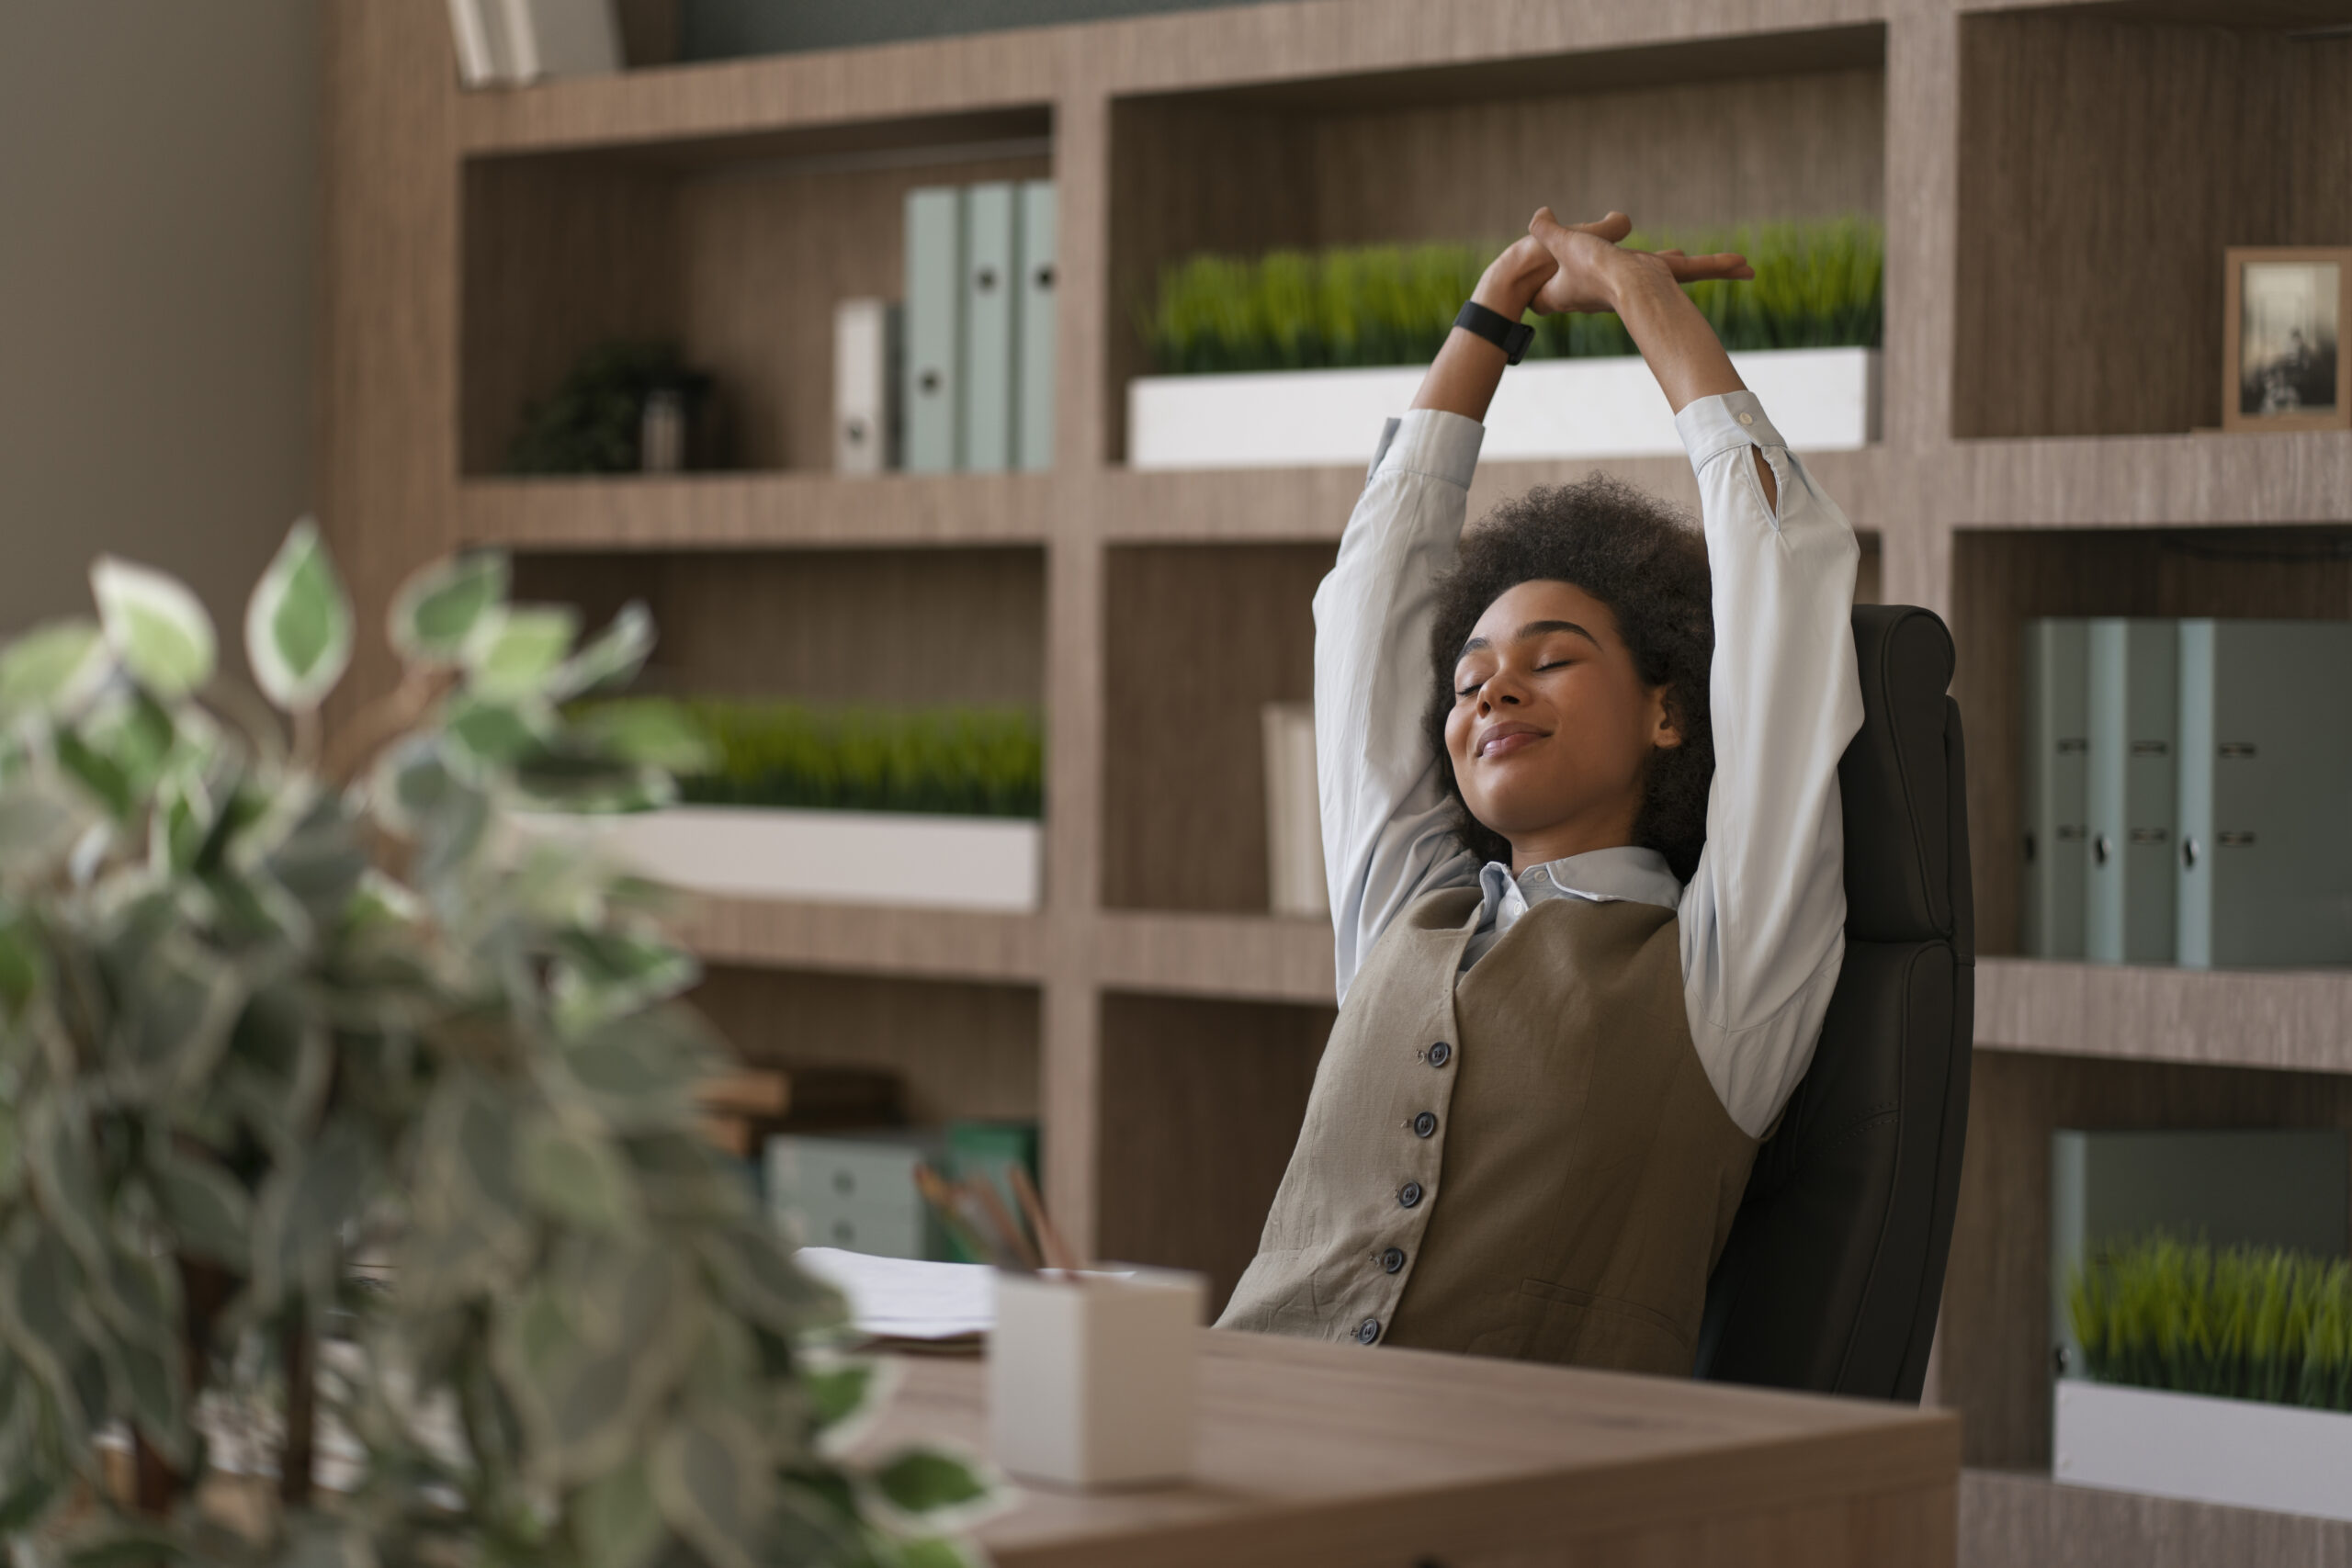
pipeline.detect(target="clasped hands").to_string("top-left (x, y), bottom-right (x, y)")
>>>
top-left (1476, 209), bottom-right (1753, 321)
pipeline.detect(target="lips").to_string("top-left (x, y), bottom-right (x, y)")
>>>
top-left (1476, 722), bottom-right (1545, 760)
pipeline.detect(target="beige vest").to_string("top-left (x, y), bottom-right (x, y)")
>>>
top-left (1217, 886), bottom-right (1759, 1374)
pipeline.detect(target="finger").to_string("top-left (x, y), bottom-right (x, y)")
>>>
top-left (1670, 251), bottom-right (1753, 281)
top-left (1528, 206), bottom-right (1566, 241)
top-left (1571, 211), bottom-right (1634, 242)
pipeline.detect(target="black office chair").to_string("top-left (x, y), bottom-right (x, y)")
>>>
top-left (1692, 605), bottom-right (1974, 1403)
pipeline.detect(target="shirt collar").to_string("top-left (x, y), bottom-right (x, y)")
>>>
top-left (1472, 845), bottom-right (1682, 934)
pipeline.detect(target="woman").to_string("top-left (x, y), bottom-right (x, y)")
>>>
top-left (1216, 209), bottom-right (1863, 1373)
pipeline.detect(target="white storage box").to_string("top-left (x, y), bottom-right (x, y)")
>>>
top-left (517, 805), bottom-right (1042, 911)
top-left (989, 1268), bottom-right (1206, 1489)
top-left (1128, 346), bottom-right (1879, 470)
top-left (2054, 1380), bottom-right (2352, 1522)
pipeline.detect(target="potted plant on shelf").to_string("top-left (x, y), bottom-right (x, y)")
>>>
top-left (1127, 219), bottom-right (1884, 469)
top-left (0, 524), bottom-right (996, 1562)
top-left (2058, 1234), bottom-right (2352, 1521)
top-left (537, 699), bottom-right (1046, 914)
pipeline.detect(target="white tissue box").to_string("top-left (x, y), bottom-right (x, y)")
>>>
top-left (988, 1268), bottom-right (1206, 1488)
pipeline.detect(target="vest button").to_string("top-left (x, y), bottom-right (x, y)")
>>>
top-left (1398, 1181), bottom-right (1423, 1208)
top-left (1381, 1247), bottom-right (1406, 1274)
top-left (1356, 1317), bottom-right (1382, 1345)
top-left (1427, 1041), bottom-right (1452, 1067)
top-left (1412, 1111), bottom-right (1438, 1138)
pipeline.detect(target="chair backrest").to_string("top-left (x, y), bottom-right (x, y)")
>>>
top-left (1691, 604), bottom-right (1974, 1403)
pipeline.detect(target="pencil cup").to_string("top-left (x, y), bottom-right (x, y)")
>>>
top-left (988, 1267), bottom-right (1206, 1488)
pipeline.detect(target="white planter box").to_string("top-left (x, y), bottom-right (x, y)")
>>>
top-left (2054, 1379), bottom-right (2352, 1521)
top-left (519, 805), bottom-right (1041, 912)
top-left (1128, 347), bottom-right (1880, 470)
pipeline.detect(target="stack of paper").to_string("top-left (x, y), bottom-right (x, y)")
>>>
top-left (796, 1246), bottom-right (997, 1342)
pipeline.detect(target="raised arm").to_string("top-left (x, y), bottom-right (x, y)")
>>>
top-left (1528, 207), bottom-right (1862, 1137)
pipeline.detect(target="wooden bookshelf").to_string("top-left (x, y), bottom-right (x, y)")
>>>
top-left (320, 3), bottom-right (2352, 1561)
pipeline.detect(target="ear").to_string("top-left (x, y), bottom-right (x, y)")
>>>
top-left (1648, 686), bottom-right (1683, 751)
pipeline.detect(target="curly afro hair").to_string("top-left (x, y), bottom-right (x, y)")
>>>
top-left (1422, 474), bottom-right (1715, 882)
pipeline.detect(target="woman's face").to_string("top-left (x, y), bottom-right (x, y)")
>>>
top-left (1443, 578), bottom-right (1679, 867)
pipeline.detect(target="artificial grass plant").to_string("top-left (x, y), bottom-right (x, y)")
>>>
top-left (1142, 217), bottom-right (1884, 376)
top-left (584, 697), bottom-right (1045, 818)
top-left (2068, 1234), bottom-right (2352, 1412)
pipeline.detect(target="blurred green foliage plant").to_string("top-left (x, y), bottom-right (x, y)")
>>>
top-left (2068, 1235), bottom-right (2352, 1412)
top-left (0, 525), bottom-right (994, 1562)
top-left (586, 699), bottom-right (1045, 819)
top-left (505, 341), bottom-right (685, 475)
top-left (1142, 218), bottom-right (1884, 375)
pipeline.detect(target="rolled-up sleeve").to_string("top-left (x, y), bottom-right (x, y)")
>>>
top-left (1674, 390), bottom-right (1864, 1137)
top-left (1317, 411), bottom-right (1486, 1003)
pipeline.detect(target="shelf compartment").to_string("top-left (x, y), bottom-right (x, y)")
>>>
top-left (1977, 957), bottom-right (2352, 1074)
top-left (1945, 431), bottom-right (2352, 529)
top-left (673, 897), bottom-right (1046, 984)
top-left (459, 470), bottom-right (1055, 549)
top-left (1949, 525), bottom-right (2352, 958)
top-left (1095, 991), bottom-right (1333, 1314)
top-left (1102, 542), bottom-right (1330, 914)
top-left (1095, 910), bottom-right (1335, 1004)
top-left (1952, 9), bottom-right (2352, 439)
top-left (508, 545), bottom-right (1047, 708)
top-left (461, 109), bottom-right (1051, 479)
top-left (1105, 25), bottom-right (1887, 464)
top-left (1939, 1050), bottom-right (2352, 1472)
top-left (1962, 1465), bottom-right (2352, 1567)
top-left (693, 965), bottom-right (1040, 1128)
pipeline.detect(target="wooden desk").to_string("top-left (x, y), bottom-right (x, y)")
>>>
top-left (865, 1329), bottom-right (1959, 1567)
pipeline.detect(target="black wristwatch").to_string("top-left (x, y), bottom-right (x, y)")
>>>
top-left (1454, 300), bottom-right (1535, 365)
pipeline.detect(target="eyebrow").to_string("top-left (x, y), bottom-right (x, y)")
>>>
top-left (1457, 619), bottom-right (1601, 659)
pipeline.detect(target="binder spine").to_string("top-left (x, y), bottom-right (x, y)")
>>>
top-left (832, 299), bottom-right (897, 475)
top-left (1016, 181), bottom-right (1057, 472)
top-left (2087, 619), bottom-right (2177, 964)
top-left (903, 186), bottom-right (965, 474)
top-left (960, 182), bottom-right (1017, 473)
top-left (2022, 618), bottom-right (2089, 959)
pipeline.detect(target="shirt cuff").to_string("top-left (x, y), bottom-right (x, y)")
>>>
top-left (1368, 408), bottom-right (1484, 489)
top-left (1674, 389), bottom-right (1785, 476)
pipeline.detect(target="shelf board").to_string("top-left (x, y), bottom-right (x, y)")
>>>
top-left (669, 896), bottom-right (1046, 984)
top-left (1095, 910), bottom-right (1336, 1004)
top-left (1974, 956), bottom-right (2352, 1074)
top-left (1962, 1465), bottom-right (2352, 1565)
top-left (458, 472), bottom-right (1054, 551)
top-left (1950, 433), bottom-right (2352, 530)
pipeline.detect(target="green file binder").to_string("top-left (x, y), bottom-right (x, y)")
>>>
top-left (2177, 619), bottom-right (2352, 967)
top-left (1015, 179), bottom-right (1057, 472)
top-left (902, 186), bottom-right (965, 473)
top-left (943, 1120), bottom-right (1041, 1265)
top-left (960, 182), bottom-right (1016, 473)
top-left (2021, 618), bottom-right (2089, 958)
top-left (2051, 1128), bottom-right (2348, 1382)
top-left (2085, 618), bottom-right (2177, 964)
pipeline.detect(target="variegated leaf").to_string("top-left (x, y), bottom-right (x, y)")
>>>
top-left (390, 551), bottom-right (508, 667)
top-left (90, 558), bottom-right (215, 699)
top-left (244, 519), bottom-right (354, 712)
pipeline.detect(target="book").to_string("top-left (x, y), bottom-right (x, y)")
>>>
top-left (498, 0), bottom-right (621, 81)
top-left (1262, 701), bottom-right (1328, 918)
top-left (944, 1121), bottom-right (1040, 1266)
top-left (960, 182), bottom-right (1018, 473)
top-left (2085, 618), bottom-right (2177, 964)
top-left (2020, 619), bottom-right (2090, 958)
top-left (1016, 180), bottom-right (1057, 472)
top-left (2177, 619), bottom-right (2352, 967)
top-left (2050, 1128), bottom-right (2347, 1382)
top-left (445, 0), bottom-right (507, 85)
top-left (833, 298), bottom-right (899, 474)
top-left (902, 186), bottom-right (965, 473)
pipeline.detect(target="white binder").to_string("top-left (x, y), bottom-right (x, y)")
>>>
top-left (833, 299), bottom-right (899, 475)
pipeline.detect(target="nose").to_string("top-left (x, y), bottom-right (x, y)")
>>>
top-left (1475, 671), bottom-right (1524, 712)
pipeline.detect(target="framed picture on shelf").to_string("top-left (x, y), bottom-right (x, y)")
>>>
top-left (2222, 246), bottom-right (2352, 434)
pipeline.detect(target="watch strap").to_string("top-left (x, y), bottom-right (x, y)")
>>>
top-left (1454, 300), bottom-right (1535, 365)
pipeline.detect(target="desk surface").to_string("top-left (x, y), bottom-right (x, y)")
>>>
top-left (865, 1329), bottom-right (1960, 1568)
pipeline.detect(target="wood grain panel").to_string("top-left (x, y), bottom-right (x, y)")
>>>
top-left (690, 964), bottom-right (1040, 1125)
top-left (1095, 910), bottom-right (1336, 1003)
top-left (1946, 433), bottom-right (2352, 529)
top-left (1977, 957), bottom-right (2352, 1073)
top-left (1095, 992), bottom-right (1332, 1312)
top-left (1949, 525), bottom-right (2352, 956)
top-left (508, 545), bottom-right (1047, 705)
top-left (1939, 1050), bottom-right (2352, 1471)
top-left (1101, 542), bottom-right (1332, 912)
top-left (674, 899), bottom-right (1046, 983)
top-left (458, 471), bottom-right (1056, 548)
top-left (1952, 15), bottom-right (2352, 439)
top-left (1961, 1466), bottom-right (2352, 1568)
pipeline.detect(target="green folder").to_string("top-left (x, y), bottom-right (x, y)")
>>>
top-left (902, 186), bottom-right (965, 473)
top-left (960, 182), bottom-right (1016, 473)
top-left (2085, 618), bottom-right (2177, 964)
top-left (943, 1120), bottom-right (1039, 1265)
top-left (2021, 619), bottom-right (2089, 958)
top-left (1015, 179), bottom-right (1057, 472)
top-left (2177, 619), bottom-right (2352, 967)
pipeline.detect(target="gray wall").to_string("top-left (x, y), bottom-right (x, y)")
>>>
top-left (0, 1), bottom-right (320, 648)
top-left (682, 0), bottom-right (1282, 59)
